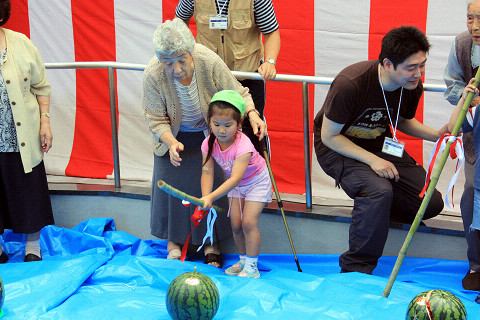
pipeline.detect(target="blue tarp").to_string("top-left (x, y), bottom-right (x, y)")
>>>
top-left (0, 218), bottom-right (478, 319)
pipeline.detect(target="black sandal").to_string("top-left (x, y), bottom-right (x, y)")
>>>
top-left (204, 253), bottom-right (223, 268)
top-left (0, 252), bottom-right (8, 264)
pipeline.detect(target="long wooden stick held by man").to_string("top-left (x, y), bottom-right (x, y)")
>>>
top-left (382, 67), bottom-right (480, 298)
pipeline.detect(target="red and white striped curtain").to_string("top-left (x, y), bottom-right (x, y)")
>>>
top-left (5, 1), bottom-right (467, 211)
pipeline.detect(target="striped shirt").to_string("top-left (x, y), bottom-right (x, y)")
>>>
top-left (174, 72), bottom-right (208, 132)
top-left (175, 0), bottom-right (279, 34)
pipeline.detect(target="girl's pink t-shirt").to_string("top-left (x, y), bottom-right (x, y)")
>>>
top-left (201, 132), bottom-right (265, 185)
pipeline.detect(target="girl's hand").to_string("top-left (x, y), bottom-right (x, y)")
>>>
top-left (199, 195), bottom-right (214, 210)
top-left (461, 78), bottom-right (479, 102)
top-left (169, 142), bottom-right (184, 167)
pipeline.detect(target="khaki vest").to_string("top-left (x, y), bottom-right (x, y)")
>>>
top-left (194, 0), bottom-right (263, 72)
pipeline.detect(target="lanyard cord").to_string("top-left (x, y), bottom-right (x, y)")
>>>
top-left (378, 65), bottom-right (403, 142)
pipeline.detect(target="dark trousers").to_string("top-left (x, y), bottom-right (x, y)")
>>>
top-left (0, 153), bottom-right (54, 235)
top-left (239, 79), bottom-right (266, 155)
top-left (317, 149), bottom-right (444, 274)
top-left (461, 161), bottom-right (480, 272)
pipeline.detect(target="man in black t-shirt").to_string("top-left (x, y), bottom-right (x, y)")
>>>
top-left (313, 26), bottom-right (448, 274)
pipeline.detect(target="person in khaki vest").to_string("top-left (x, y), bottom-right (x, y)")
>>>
top-left (443, 0), bottom-right (480, 291)
top-left (175, 0), bottom-right (280, 154)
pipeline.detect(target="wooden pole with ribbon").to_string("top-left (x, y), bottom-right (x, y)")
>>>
top-left (157, 180), bottom-right (226, 214)
top-left (382, 67), bottom-right (480, 298)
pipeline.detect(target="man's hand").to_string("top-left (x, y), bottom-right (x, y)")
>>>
top-left (258, 61), bottom-right (276, 82)
top-left (370, 157), bottom-right (399, 182)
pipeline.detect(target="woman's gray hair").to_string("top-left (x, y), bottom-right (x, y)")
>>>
top-left (153, 18), bottom-right (195, 59)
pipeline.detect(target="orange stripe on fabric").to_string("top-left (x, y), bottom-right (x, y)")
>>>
top-left (3, 0), bottom-right (29, 37)
top-left (368, 0), bottom-right (429, 164)
top-left (65, 0), bottom-right (117, 178)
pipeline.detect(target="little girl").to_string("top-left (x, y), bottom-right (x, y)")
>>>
top-left (200, 90), bottom-right (272, 278)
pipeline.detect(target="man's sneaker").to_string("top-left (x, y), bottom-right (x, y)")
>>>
top-left (225, 261), bottom-right (245, 276)
top-left (238, 266), bottom-right (260, 278)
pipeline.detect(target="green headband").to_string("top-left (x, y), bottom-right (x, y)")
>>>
top-left (210, 90), bottom-right (246, 116)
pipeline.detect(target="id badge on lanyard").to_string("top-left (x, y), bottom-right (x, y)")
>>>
top-left (382, 137), bottom-right (405, 158)
top-left (209, 14), bottom-right (228, 29)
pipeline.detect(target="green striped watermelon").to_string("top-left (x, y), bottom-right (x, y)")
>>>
top-left (166, 267), bottom-right (219, 320)
top-left (406, 289), bottom-right (467, 320)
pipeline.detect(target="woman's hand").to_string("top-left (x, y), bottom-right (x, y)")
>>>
top-left (40, 121), bottom-right (53, 153)
top-left (169, 141), bottom-right (184, 167)
top-left (248, 111), bottom-right (267, 140)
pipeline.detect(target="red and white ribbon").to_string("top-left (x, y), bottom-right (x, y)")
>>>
top-left (420, 133), bottom-right (464, 210)
top-left (179, 202), bottom-right (217, 262)
top-left (466, 106), bottom-right (476, 127)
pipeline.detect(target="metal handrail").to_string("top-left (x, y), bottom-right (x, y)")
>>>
top-left (45, 61), bottom-right (447, 206)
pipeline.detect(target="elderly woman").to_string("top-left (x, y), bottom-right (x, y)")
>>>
top-left (0, 0), bottom-right (54, 263)
top-left (143, 18), bottom-right (266, 268)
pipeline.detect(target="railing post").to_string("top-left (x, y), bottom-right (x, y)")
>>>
top-left (302, 82), bottom-right (312, 209)
top-left (108, 67), bottom-right (121, 188)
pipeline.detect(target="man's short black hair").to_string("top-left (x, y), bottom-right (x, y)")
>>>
top-left (378, 26), bottom-right (431, 69)
top-left (0, 0), bottom-right (11, 27)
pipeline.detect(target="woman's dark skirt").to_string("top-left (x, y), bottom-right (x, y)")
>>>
top-left (0, 153), bottom-right (54, 235)
top-left (150, 131), bottom-right (232, 246)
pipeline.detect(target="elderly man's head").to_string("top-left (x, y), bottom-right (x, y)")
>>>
top-left (468, 0), bottom-right (480, 45)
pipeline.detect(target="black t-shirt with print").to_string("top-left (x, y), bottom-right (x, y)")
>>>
top-left (314, 60), bottom-right (422, 155)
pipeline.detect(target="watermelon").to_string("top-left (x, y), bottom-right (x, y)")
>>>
top-left (406, 289), bottom-right (467, 320)
top-left (166, 267), bottom-right (219, 320)
top-left (0, 275), bottom-right (4, 319)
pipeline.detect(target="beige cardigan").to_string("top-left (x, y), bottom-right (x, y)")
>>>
top-left (142, 44), bottom-right (254, 156)
top-left (2, 28), bottom-right (51, 173)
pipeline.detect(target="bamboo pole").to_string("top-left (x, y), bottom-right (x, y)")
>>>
top-left (382, 68), bottom-right (480, 298)
top-left (157, 180), bottom-right (226, 214)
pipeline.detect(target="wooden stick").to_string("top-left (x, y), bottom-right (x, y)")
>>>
top-left (157, 180), bottom-right (226, 214)
top-left (382, 68), bottom-right (480, 298)
top-left (262, 145), bottom-right (302, 272)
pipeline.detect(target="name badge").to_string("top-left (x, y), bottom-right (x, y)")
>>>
top-left (209, 15), bottom-right (228, 29)
top-left (382, 137), bottom-right (405, 158)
